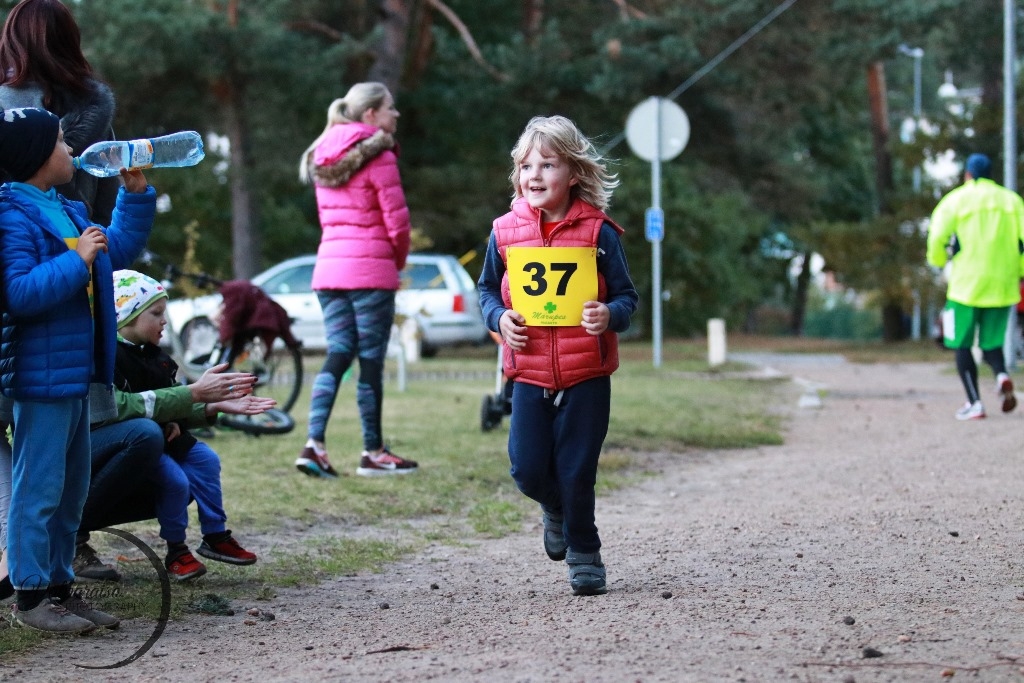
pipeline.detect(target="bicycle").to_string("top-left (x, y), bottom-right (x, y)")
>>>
top-left (139, 251), bottom-right (304, 436)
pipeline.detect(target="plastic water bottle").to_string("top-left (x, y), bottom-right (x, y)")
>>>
top-left (73, 131), bottom-right (205, 177)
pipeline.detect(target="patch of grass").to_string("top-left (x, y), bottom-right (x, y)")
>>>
top-left (0, 337), bottom-right (793, 657)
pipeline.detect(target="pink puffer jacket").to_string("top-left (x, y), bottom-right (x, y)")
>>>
top-left (309, 122), bottom-right (411, 291)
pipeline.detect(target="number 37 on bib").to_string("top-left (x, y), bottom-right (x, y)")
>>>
top-left (506, 247), bottom-right (598, 326)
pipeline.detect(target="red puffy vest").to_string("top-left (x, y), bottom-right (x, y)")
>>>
top-left (493, 197), bottom-right (622, 390)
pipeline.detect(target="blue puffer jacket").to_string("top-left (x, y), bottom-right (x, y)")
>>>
top-left (0, 184), bottom-right (156, 400)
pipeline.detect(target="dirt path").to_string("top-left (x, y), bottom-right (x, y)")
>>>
top-left (7, 355), bottom-right (1024, 682)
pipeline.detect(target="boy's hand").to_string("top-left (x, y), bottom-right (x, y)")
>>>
top-left (581, 301), bottom-right (610, 336)
top-left (119, 167), bottom-right (148, 193)
top-left (163, 422), bottom-right (181, 442)
top-left (499, 309), bottom-right (528, 351)
top-left (76, 226), bottom-right (108, 266)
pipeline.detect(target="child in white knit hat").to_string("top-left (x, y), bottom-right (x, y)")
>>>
top-left (109, 269), bottom-right (274, 580)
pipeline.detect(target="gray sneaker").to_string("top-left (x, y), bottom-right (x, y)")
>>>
top-left (566, 550), bottom-right (607, 596)
top-left (62, 591), bottom-right (120, 629)
top-left (541, 507), bottom-right (567, 561)
top-left (73, 543), bottom-right (121, 582)
top-left (14, 597), bottom-right (97, 634)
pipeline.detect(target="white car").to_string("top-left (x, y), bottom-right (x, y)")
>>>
top-left (164, 253), bottom-right (489, 356)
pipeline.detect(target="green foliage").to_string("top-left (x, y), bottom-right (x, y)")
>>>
top-left (0, 0), bottom-right (1002, 331)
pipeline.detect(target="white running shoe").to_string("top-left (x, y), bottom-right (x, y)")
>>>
top-left (955, 400), bottom-right (986, 421)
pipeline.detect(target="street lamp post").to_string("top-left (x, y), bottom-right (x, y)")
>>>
top-left (899, 44), bottom-right (924, 340)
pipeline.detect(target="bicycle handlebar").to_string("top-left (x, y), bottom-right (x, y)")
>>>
top-left (137, 249), bottom-right (223, 290)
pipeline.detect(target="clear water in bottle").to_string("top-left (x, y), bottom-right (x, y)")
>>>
top-left (74, 131), bottom-right (205, 177)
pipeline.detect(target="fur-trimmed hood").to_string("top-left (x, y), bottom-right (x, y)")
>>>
top-left (309, 123), bottom-right (396, 188)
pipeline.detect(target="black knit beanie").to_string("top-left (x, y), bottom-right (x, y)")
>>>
top-left (0, 107), bottom-right (60, 182)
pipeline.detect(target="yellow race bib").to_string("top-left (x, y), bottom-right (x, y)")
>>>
top-left (507, 247), bottom-right (597, 326)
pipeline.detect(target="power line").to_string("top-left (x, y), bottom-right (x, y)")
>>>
top-left (602, 0), bottom-right (799, 155)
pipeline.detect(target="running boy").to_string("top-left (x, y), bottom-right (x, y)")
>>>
top-left (0, 107), bottom-right (155, 632)
top-left (112, 270), bottom-right (270, 580)
top-left (477, 115), bottom-right (638, 596)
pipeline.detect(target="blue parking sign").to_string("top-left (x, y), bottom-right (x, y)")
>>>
top-left (645, 207), bottom-right (664, 242)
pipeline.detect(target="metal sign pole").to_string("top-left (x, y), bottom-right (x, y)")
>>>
top-left (652, 99), bottom-right (663, 368)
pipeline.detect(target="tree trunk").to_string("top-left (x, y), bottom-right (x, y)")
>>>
top-left (866, 61), bottom-right (893, 212)
top-left (222, 82), bottom-right (260, 279)
top-left (523, 0), bottom-right (544, 43)
top-left (881, 302), bottom-right (907, 342)
top-left (369, 0), bottom-right (413, 94)
top-left (789, 250), bottom-right (812, 336)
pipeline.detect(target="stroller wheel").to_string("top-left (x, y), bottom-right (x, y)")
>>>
top-left (481, 395), bottom-right (503, 432)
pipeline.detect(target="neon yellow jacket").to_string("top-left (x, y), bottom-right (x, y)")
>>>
top-left (926, 178), bottom-right (1024, 307)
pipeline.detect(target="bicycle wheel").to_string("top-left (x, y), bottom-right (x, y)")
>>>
top-left (218, 408), bottom-right (295, 436)
top-left (179, 316), bottom-right (218, 367)
top-left (228, 338), bottom-right (304, 414)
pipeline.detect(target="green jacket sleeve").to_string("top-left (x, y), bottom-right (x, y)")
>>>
top-left (97, 385), bottom-right (214, 430)
top-left (926, 195), bottom-right (955, 269)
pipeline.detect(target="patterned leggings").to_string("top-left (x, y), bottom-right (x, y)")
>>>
top-left (307, 289), bottom-right (395, 451)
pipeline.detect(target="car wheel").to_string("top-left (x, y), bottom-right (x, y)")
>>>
top-left (420, 343), bottom-right (438, 358)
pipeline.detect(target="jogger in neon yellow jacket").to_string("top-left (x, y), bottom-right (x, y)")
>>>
top-left (926, 153), bottom-right (1024, 420)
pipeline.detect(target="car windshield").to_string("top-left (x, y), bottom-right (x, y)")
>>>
top-left (262, 264), bottom-right (314, 294)
top-left (402, 263), bottom-right (445, 290)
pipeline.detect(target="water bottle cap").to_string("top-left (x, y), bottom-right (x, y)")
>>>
top-left (72, 157), bottom-right (81, 169)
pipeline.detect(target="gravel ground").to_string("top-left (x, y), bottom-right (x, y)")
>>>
top-left (5, 355), bottom-right (1024, 682)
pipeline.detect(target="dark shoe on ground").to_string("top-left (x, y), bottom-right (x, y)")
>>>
top-left (197, 534), bottom-right (257, 566)
top-left (356, 447), bottom-right (418, 476)
top-left (61, 591), bottom-right (119, 629)
top-left (166, 550), bottom-right (207, 581)
top-left (542, 508), bottom-right (567, 561)
top-left (14, 597), bottom-right (96, 634)
top-left (0, 576), bottom-right (12, 601)
top-left (73, 543), bottom-right (121, 582)
top-left (566, 550), bottom-right (607, 596)
top-left (295, 446), bottom-right (339, 479)
top-left (998, 373), bottom-right (1017, 413)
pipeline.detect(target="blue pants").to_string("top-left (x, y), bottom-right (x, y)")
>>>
top-left (80, 418), bottom-right (164, 532)
top-left (308, 289), bottom-right (395, 451)
top-left (507, 377), bottom-right (611, 554)
top-left (155, 441), bottom-right (227, 543)
top-left (8, 399), bottom-right (90, 591)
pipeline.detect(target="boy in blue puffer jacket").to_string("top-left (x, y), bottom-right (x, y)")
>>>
top-left (0, 107), bottom-right (155, 633)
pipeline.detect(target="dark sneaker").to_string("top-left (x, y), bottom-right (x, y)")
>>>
top-left (356, 447), bottom-right (418, 476)
top-left (566, 550), bottom-right (607, 596)
top-left (196, 535), bottom-right (257, 566)
top-left (14, 597), bottom-right (96, 634)
top-left (295, 446), bottom-right (339, 479)
top-left (998, 373), bottom-right (1017, 413)
top-left (166, 550), bottom-right (207, 581)
top-left (542, 508), bottom-right (567, 561)
top-left (72, 543), bottom-right (121, 582)
top-left (61, 591), bottom-right (119, 629)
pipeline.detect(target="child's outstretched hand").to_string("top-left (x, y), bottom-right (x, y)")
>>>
top-left (499, 309), bottom-right (528, 351)
top-left (119, 167), bottom-right (148, 193)
top-left (581, 301), bottom-right (610, 336)
top-left (76, 226), bottom-right (108, 266)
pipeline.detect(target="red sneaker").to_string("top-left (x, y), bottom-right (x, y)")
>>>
top-left (166, 550), bottom-right (207, 581)
top-left (197, 535), bottom-right (257, 566)
top-left (356, 446), bottom-right (418, 476)
top-left (295, 446), bottom-right (339, 479)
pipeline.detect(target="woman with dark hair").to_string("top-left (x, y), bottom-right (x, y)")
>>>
top-left (0, 0), bottom-right (119, 222)
top-left (0, 0), bottom-right (161, 596)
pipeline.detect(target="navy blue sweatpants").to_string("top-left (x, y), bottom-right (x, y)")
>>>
top-left (507, 376), bottom-right (611, 554)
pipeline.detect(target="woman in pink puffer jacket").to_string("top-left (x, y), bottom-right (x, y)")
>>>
top-left (295, 82), bottom-right (416, 479)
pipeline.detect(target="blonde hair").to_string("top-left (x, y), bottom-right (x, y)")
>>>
top-left (509, 115), bottom-right (618, 211)
top-left (298, 82), bottom-right (392, 184)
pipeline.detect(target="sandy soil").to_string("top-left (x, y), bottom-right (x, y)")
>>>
top-left (6, 354), bottom-right (1024, 682)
